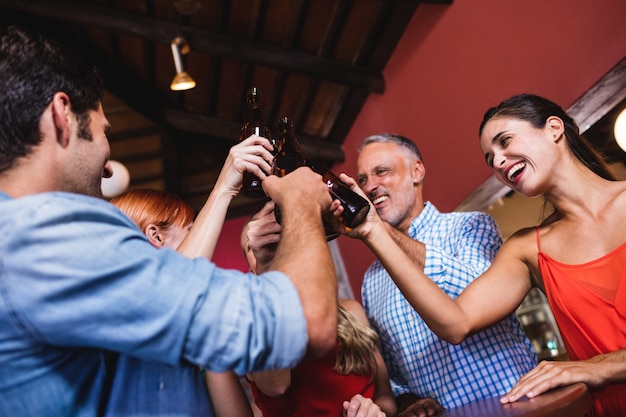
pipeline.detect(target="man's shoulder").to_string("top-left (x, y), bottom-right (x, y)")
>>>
top-left (1, 191), bottom-right (109, 207)
top-left (418, 202), bottom-right (496, 227)
top-left (0, 191), bottom-right (134, 229)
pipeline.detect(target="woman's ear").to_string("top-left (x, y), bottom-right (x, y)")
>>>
top-left (546, 116), bottom-right (565, 142)
top-left (145, 224), bottom-right (165, 248)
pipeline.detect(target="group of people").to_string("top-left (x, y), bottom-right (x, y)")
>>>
top-left (1, 24), bottom-right (625, 417)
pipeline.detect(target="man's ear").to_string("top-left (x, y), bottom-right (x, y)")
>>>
top-left (50, 92), bottom-right (73, 148)
top-left (411, 159), bottom-right (425, 185)
top-left (145, 224), bottom-right (165, 248)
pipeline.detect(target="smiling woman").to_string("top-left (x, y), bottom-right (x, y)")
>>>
top-left (381, 93), bottom-right (626, 417)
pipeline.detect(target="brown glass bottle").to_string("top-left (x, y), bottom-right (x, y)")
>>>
top-left (240, 87), bottom-right (273, 198)
top-left (273, 116), bottom-right (306, 178)
top-left (273, 117), bottom-right (369, 238)
top-left (309, 163), bottom-right (371, 229)
top-left (272, 116), bottom-right (305, 227)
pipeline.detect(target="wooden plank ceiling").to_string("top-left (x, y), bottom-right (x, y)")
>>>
top-left (0, 0), bottom-right (452, 217)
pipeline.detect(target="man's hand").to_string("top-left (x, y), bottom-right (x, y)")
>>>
top-left (396, 394), bottom-right (443, 417)
top-left (241, 201), bottom-right (281, 273)
top-left (262, 167), bottom-right (332, 220)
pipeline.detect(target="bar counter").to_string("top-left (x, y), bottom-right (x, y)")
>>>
top-left (441, 383), bottom-right (592, 417)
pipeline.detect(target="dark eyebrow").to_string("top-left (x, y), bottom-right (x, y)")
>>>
top-left (491, 130), bottom-right (506, 144)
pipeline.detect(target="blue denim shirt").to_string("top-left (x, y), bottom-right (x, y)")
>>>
top-left (105, 356), bottom-right (214, 417)
top-left (0, 191), bottom-right (307, 417)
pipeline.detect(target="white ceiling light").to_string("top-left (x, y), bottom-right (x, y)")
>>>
top-left (101, 160), bottom-right (130, 198)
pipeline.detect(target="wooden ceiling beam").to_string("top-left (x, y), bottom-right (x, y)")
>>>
top-left (61, 48), bottom-right (345, 164)
top-left (163, 109), bottom-right (345, 163)
top-left (0, 0), bottom-right (385, 93)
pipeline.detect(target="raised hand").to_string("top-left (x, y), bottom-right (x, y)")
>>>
top-left (333, 172), bottom-right (380, 240)
top-left (214, 134), bottom-right (275, 196)
top-left (262, 166), bottom-right (332, 220)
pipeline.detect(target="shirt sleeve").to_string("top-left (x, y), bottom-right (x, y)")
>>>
top-left (2, 193), bottom-right (307, 375)
top-left (422, 212), bottom-right (502, 296)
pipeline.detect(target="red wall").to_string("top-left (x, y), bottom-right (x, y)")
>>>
top-left (215, 0), bottom-right (626, 299)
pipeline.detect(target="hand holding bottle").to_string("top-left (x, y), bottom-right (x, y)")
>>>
top-left (308, 164), bottom-right (370, 229)
top-left (328, 172), bottom-right (381, 241)
top-left (240, 87), bottom-right (276, 198)
top-left (262, 167), bottom-right (333, 229)
top-left (272, 116), bottom-right (370, 236)
top-left (218, 135), bottom-right (275, 197)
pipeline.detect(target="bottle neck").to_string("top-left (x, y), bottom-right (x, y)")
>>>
top-left (247, 104), bottom-right (264, 124)
top-left (275, 121), bottom-right (305, 176)
top-left (278, 124), bottom-right (301, 154)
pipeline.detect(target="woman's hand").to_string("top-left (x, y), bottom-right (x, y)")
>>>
top-left (332, 173), bottom-right (382, 242)
top-left (214, 134), bottom-right (275, 197)
top-left (343, 394), bottom-right (386, 417)
top-left (500, 354), bottom-right (620, 403)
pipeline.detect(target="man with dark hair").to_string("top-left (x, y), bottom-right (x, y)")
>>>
top-left (0, 26), bottom-right (338, 416)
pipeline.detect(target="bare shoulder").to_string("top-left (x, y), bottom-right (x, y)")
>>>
top-left (498, 226), bottom-right (542, 284)
top-left (613, 180), bottom-right (626, 207)
top-left (503, 225), bottom-right (537, 253)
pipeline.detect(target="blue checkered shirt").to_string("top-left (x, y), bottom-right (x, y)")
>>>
top-left (362, 202), bottom-right (537, 409)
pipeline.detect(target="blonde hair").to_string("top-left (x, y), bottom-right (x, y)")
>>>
top-left (110, 189), bottom-right (195, 231)
top-left (335, 303), bottom-right (379, 377)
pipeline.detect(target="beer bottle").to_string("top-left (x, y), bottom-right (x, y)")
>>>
top-left (274, 116), bottom-right (306, 177)
top-left (240, 87), bottom-right (273, 198)
top-left (273, 117), bottom-right (369, 238)
top-left (272, 116), bottom-right (305, 226)
top-left (308, 163), bottom-right (371, 229)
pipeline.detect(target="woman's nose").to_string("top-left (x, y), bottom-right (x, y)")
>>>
top-left (494, 153), bottom-right (506, 168)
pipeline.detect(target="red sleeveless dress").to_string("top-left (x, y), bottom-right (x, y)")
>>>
top-left (249, 344), bottom-right (375, 417)
top-left (537, 228), bottom-right (626, 417)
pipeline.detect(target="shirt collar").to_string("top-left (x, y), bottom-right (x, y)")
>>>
top-left (407, 201), bottom-right (439, 236)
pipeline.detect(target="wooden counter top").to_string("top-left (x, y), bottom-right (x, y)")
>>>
top-left (441, 383), bottom-right (592, 417)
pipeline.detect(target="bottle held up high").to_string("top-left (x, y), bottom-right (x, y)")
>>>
top-left (274, 116), bottom-right (306, 178)
top-left (240, 87), bottom-right (274, 198)
top-left (308, 164), bottom-right (370, 229)
top-left (272, 116), bottom-right (306, 226)
top-left (273, 116), bottom-right (370, 234)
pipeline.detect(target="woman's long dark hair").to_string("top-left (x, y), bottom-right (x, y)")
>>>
top-left (479, 94), bottom-right (615, 180)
